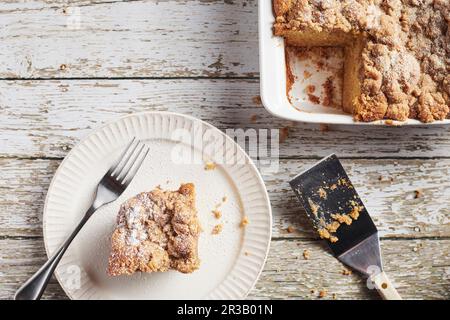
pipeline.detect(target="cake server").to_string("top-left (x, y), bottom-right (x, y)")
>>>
top-left (289, 154), bottom-right (401, 300)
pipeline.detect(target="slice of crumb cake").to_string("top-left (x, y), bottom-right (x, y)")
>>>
top-left (108, 183), bottom-right (201, 276)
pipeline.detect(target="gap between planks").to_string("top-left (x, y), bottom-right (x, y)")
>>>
top-left (2, 238), bottom-right (448, 300)
top-left (2, 79), bottom-right (450, 159)
top-left (0, 76), bottom-right (259, 81)
top-left (1, 234), bottom-right (450, 241)
top-left (1, 158), bottom-right (449, 239)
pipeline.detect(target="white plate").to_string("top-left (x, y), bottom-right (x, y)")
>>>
top-left (258, 0), bottom-right (450, 126)
top-left (43, 112), bottom-right (272, 300)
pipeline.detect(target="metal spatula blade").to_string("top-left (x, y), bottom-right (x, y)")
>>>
top-left (289, 154), bottom-right (401, 299)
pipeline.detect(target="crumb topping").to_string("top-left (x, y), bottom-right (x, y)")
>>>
top-left (274, 0), bottom-right (450, 122)
top-left (107, 183), bottom-right (200, 276)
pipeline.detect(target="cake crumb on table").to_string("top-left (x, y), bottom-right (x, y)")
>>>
top-left (414, 189), bottom-right (423, 199)
top-left (250, 114), bottom-right (259, 123)
top-left (286, 225), bottom-right (296, 233)
top-left (342, 268), bottom-right (352, 276)
top-left (318, 290), bottom-right (327, 298)
top-left (303, 249), bottom-right (310, 260)
top-left (252, 96), bottom-right (262, 105)
top-left (319, 124), bottom-right (329, 132)
top-left (279, 127), bottom-right (289, 143)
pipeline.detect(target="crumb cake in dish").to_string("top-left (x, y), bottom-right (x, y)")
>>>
top-left (273, 0), bottom-right (450, 122)
top-left (108, 183), bottom-right (201, 276)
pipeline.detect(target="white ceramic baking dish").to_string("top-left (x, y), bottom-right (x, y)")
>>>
top-left (258, 0), bottom-right (450, 126)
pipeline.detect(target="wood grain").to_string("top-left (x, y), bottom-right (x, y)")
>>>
top-left (1, 0), bottom-right (449, 300)
top-left (1, 158), bottom-right (448, 238)
top-left (1, 237), bottom-right (448, 300)
top-left (252, 239), bottom-right (450, 300)
top-left (0, 0), bottom-right (258, 78)
top-left (2, 79), bottom-right (450, 158)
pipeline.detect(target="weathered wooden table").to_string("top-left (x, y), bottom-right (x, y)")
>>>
top-left (1, 0), bottom-right (449, 300)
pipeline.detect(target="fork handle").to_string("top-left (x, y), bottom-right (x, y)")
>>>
top-left (14, 212), bottom-right (91, 300)
top-left (371, 271), bottom-right (402, 300)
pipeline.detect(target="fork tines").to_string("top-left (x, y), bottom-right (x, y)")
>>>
top-left (108, 138), bottom-right (149, 186)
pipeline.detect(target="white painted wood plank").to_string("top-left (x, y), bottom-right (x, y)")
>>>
top-left (2, 79), bottom-right (450, 158)
top-left (0, 0), bottom-right (258, 78)
top-left (252, 239), bottom-right (450, 300)
top-left (1, 238), bottom-right (448, 299)
top-left (269, 159), bottom-right (450, 239)
top-left (1, 158), bottom-right (448, 238)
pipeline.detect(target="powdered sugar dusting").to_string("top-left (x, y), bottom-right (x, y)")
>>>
top-left (365, 4), bottom-right (382, 30)
top-left (108, 184), bottom-right (201, 276)
top-left (121, 202), bottom-right (148, 245)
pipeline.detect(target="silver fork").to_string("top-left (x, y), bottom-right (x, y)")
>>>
top-left (14, 138), bottom-right (149, 300)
